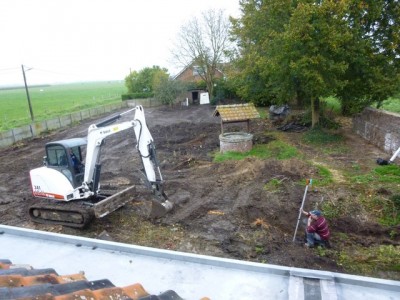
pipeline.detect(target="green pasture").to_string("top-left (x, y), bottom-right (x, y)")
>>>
top-left (0, 81), bottom-right (126, 131)
top-left (381, 97), bottom-right (400, 113)
top-left (323, 96), bottom-right (400, 114)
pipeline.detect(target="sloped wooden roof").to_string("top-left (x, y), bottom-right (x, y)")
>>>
top-left (213, 103), bottom-right (260, 122)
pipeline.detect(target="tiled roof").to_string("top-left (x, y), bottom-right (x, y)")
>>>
top-left (213, 103), bottom-right (260, 122)
top-left (2, 225), bottom-right (400, 299)
top-left (0, 259), bottom-right (209, 300)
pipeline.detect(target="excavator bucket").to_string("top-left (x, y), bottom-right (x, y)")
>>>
top-left (149, 199), bottom-right (173, 219)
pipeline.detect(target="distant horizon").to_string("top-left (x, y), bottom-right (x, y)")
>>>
top-left (0, 66), bottom-right (179, 89)
top-left (0, 79), bottom-right (125, 90)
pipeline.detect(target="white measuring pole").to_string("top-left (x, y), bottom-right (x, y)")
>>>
top-left (293, 179), bottom-right (312, 242)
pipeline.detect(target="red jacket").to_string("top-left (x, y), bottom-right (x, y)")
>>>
top-left (307, 216), bottom-right (330, 240)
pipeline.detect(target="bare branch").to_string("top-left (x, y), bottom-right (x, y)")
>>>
top-left (171, 9), bottom-right (232, 96)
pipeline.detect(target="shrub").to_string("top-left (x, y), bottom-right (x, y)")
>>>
top-left (121, 92), bottom-right (153, 100)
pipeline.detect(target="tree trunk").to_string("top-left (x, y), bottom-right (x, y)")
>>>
top-left (295, 88), bottom-right (307, 109)
top-left (311, 96), bottom-right (320, 128)
top-left (341, 98), bottom-right (352, 116)
top-left (207, 81), bottom-right (214, 100)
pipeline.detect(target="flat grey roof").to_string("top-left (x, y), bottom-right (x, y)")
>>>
top-left (0, 225), bottom-right (399, 299)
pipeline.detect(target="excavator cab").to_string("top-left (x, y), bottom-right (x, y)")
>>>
top-left (44, 138), bottom-right (86, 188)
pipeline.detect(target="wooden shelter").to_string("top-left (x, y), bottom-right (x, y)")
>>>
top-left (213, 103), bottom-right (260, 134)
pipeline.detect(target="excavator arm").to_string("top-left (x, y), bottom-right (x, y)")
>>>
top-left (82, 107), bottom-right (157, 191)
top-left (83, 105), bottom-right (172, 217)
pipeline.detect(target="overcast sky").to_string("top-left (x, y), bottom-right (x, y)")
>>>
top-left (0, 0), bottom-right (240, 86)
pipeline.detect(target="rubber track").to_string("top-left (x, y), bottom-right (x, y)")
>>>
top-left (29, 199), bottom-right (95, 229)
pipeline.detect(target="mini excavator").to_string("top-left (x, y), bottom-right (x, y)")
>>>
top-left (29, 106), bottom-right (173, 228)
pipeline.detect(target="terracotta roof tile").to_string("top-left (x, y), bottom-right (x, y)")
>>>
top-left (0, 273), bottom-right (86, 287)
top-left (0, 268), bottom-right (58, 276)
top-left (0, 259), bottom-right (208, 300)
top-left (213, 103), bottom-right (260, 122)
top-left (53, 283), bottom-right (149, 300)
top-left (0, 260), bottom-right (11, 270)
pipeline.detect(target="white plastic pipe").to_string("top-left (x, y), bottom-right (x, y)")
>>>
top-left (389, 146), bottom-right (400, 163)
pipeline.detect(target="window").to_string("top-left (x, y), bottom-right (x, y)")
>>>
top-left (192, 65), bottom-right (204, 76)
top-left (47, 145), bottom-right (67, 167)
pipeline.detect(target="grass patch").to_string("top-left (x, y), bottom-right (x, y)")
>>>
top-left (373, 165), bottom-right (400, 182)
top-left (351, 165), bottom-right (400, 184)
top-left (321, 201), bottom-right (343, 219)
top-left (372, 194), bottom-right (400, 226)
top-left (264, 177), bottom-right (284, 192)
top-left (348, 165), bottom-right (400, 225)
top-left (257, 107), bottom-right (269, 119)
top-left (338, 245), bottom-right (400, 276)
top-left (102, 212), bottom-right (186, 250)
top-left (303, 128), bottom-right (344, 145)
top-left (352, 164), bottom-right (400, 226)
top-left (213, 140), bottom-right (298, 162)
top-left (380, 97), bottom-right (400, 113)
top-left (322, 96), bottom-right (341, 114)
top-left (321, 192), bottom-right (370, 220)
top-left (313, 165), bottom-right (334, 186)
top-left (321, 95), bottom-right (400, 114)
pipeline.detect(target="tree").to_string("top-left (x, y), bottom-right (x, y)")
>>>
top-left (231, 0), bottom-right (400, 126)
top-left (336, 0), bottom-right (400, 115)
top-left (154, 77), bottom-right (187, 106)
top-left (124, 70), bottom-right (139, 94)
top-left (232, 1), bottom-right (351, 126)
top-left (230, 0), bottom-right (295, 105)
top-left (281, 1), bottom-right (351, 126)
top-left (125, 66), bottom-right (168, 94)
top-left (172, 9), bottom-right (232, 98)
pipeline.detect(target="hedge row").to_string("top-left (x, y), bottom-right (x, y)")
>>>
top-left (121, 92), bottom-right (154, 100)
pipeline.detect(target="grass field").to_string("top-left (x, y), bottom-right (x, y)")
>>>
top-left (381, 97), bottom-right (400, 113)
top-left (0, 81), bottom-right (126, 131)
top-left (323, 96), bottom-right (400, 114)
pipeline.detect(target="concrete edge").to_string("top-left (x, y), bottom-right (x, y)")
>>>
top-left (0, 224), bottom-right (399, 291)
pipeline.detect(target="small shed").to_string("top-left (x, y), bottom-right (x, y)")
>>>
top-left (213, 103), bottom-right (260, 134)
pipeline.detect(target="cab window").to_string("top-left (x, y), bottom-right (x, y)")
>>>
top-left (47, 145), bottom-right (68, 167)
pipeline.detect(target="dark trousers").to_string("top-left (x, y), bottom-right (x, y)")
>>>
top-left (305, 231), bottom-right (329, 247)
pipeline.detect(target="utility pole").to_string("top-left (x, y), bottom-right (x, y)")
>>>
top-left (22, 64), bottom-right (34, 121)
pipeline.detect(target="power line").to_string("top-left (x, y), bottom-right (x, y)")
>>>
top-left (0, 65), bottom-right (71, 77)
top-left (0, 67), bottom-right (20, 72)
top-left (32, 67), bottom-right (73, 76)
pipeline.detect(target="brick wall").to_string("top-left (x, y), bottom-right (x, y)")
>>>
top-left (353, 107), bottom-right (400, 154)
top-left (219, 132), bottom-right (253, 153)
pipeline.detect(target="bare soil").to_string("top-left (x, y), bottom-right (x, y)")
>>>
top-left (0, 104), bottom-right (399, 279)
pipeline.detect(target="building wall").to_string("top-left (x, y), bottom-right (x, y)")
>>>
top-left (175, 67), bottom-right (203, 82)
top-left (174, 65), bottom-right (224, 83)
top-left (174, 65), bottom-right (223, 104)
top-left (353, 107), bottom-right (400, 154)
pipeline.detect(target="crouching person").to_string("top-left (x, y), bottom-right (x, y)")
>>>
top-left (302, 209), bottom-right (331, 248)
